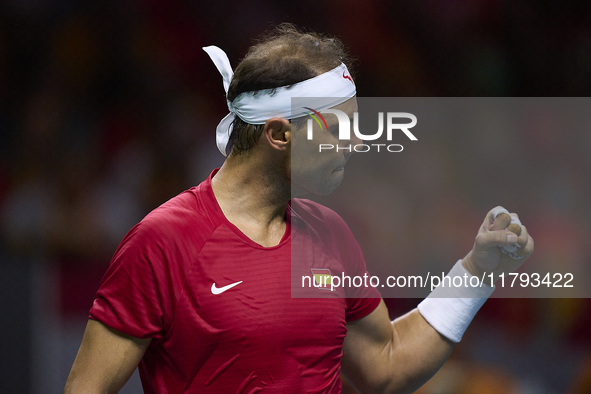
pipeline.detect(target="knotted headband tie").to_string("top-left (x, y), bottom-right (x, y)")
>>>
top-left (203, 45), bottom-right (357, 155)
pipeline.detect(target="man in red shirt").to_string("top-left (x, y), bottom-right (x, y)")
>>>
top-left (64, 24), bottom-right (533, 393)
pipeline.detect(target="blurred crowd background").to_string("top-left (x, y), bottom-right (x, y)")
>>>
top-left (1, 0), bottom-right (590, 393)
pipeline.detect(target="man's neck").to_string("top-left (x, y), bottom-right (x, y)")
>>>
top-left (211, 153), bottom-right (290, 247)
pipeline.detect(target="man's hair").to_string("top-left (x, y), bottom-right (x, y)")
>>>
top-left (226, 23), bottom-right (353, 155)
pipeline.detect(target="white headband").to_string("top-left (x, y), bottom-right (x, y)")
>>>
top-left (203, 45), bottom-right (357, 156)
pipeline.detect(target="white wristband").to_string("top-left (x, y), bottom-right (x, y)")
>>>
top-left (417, 260), bottom-right (494, 343)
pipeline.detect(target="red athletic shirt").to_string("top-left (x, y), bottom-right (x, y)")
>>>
top-left (90, 169), bottom-right (381, 393)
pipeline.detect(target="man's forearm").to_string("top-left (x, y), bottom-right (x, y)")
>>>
top-left (342, 302), bottom-right (454, 394)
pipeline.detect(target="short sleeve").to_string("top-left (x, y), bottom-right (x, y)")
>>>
top-left (89, 222), bottom-right (171, 341)
top-left (345, 297), bottom-right (381, 322)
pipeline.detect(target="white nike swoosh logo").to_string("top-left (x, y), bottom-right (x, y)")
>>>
top-left (211, 281), bottom-right (243, 295)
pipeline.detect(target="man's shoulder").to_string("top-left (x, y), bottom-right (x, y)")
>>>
top-left (145, 187), bottom-right (207, 226)
top-left (130, 183), bottom-right (217, 247)
top-left (291, 199), bottom-right (368, 276)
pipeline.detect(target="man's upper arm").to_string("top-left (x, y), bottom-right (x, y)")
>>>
top-left (63, 319), bottom-right (151, 394)
top-left (342, 300), bottom-right (395, 393)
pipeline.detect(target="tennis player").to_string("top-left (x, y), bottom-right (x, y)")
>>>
top-left (64, 24), bottom-right (533, 394)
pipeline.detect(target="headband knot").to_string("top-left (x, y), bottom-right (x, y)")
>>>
top-left (203, 45), bottom-right (356, 156)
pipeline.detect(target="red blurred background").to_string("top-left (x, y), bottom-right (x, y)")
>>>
top-left (1, 0), bottom-right (590, 393)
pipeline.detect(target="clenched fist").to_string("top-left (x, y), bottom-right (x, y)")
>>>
top-left (462, 206), bottom-right (534, 286)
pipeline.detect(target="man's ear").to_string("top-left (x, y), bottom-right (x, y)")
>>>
top-left (263, 118), bottom-right (291, 152)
